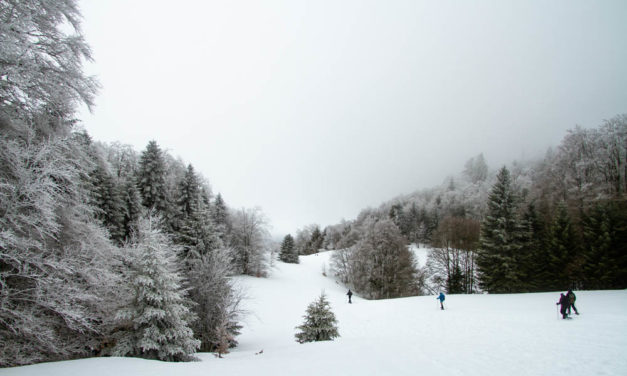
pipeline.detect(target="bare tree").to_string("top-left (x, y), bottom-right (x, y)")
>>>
top-left (427, 216), bottom-right (480, 294)
top-left (228, 207), bottom-right (271, 276)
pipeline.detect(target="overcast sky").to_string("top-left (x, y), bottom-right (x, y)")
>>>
top-left (77, 0), bottom-right (627, 237)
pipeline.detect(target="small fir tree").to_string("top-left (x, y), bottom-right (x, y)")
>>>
top-left (295, 293), bottom-right (339, 344)
top-left (279, 234), bottom-right (298, 263)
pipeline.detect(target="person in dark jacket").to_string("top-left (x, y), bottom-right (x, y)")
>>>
top-left (556, 293), bottom-right (570, 319)
top-left (437, 292), bottom-right (445, 310)
top-left (347, 289), bottom-right (353, 304)
top-left (567, 290), bottom-right (579, 315)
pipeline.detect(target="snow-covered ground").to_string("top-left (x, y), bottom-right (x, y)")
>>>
top-left (2, 251), bottom-right (626, 376)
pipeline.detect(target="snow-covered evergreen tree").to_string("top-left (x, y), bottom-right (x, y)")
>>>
top-left (279, 234), bottom-right (299, 263)
top-left (89, 164), bottom-right (126, 243)
top-left (477, 166), bottom-right (525, 293)
top-left (137, 141), bottom-right (170, 215)
top-left (121, 178), bottom-right (142, 240)
top-left (212, 193), bottom-right (230, 242)
top-left (294, 293), bottom-right (339, 344)
top-left (174, 164), bottom-right (221, 258)
top-left (111, 216), bottom-right (199, 361)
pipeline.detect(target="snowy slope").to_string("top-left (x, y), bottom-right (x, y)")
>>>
top-left (2, 251), bottom-right (627, 376)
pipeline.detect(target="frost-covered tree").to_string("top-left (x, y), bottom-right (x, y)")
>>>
top-left (294, 293), bottom-right (339, 344)
top-left (228, 207), bottom-right (270, 276)
top-left (0, 131), bottom-right (123, 366)
top-left (464, 153), bottom-right (489, 184)
top-left (174, 164), bottom-right (221, 258)
top-left (332, 219), bottom-right (420, 299)
top-left (89, 164), bottom-right (126, 243)
top-left (212, 193), bottom-right (230, 242)
top-left (354, 219), bottom-right (419, 299)
top-left (121, 178), bottom-right (142, 240)
top-left (137, 141), bottom-right (170, 214)
top-left (477, 166), bottom-right (526, 293)
top-left (307, 226), bottom-right (324, 254)
top-left (0, 0), bottom-right (99, 133)
top-left (110, 216), bottom-right (199, 361)
top-left (294, 226), bottom-right (312, 255)
top-left (279, 234), bottom-right (299, 263)
top-left (186, 248), bottom-right (243, 353)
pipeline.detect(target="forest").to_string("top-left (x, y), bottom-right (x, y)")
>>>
top-left (1, 0), bottom-right (626, 368)
top-left (0, 1), bottom-right (275, 367)
top-left (288, 117), bottom-right (627, 297)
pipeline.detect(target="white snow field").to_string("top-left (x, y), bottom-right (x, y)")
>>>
top-left (2, 251), bottom-right (626, 376)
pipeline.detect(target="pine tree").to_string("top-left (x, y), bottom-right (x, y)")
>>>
top-left (477, 166), bottom-right (525, 293)
top-left (212, 193), bottom-right (229, 242)
top-left (121, 178), bottom-right (142, 240)
top-left (174, 164), bottom-right (221, 258)
top-left (521, 202), bottom-right (550, 291)
top-left (294, 293), bottom-right (339, 344)
top-left (111, 216), bottom-right (200, 361)
top-left (306, 226), bottom-right (324, 254)
top-left (137, 141), bottom-right (170, 214)
top-left (581, 204), bottom-right (614, 289)
top-left (545, 202), bottom-right (580, 290)
top-left (279, 234), bottom-right (299, 263)
top-left (89, 164), bottom-right (126, 244)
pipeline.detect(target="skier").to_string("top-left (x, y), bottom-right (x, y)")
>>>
top-left (437, 292), bottom-right (445, 310)
top-left (556, 293), bottom-right (570, 319)
top-left (567, 290), bottom-right (579, 315)
top-left (347, 289), bottom-right (353, 304)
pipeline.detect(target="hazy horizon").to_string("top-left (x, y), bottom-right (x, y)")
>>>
top-left (78, 0), bottom-right (627, 236)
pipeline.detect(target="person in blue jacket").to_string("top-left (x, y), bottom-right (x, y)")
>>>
top-left (437, 292), bottom-right (445, 310)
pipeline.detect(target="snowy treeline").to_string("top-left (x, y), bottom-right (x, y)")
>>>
top-left (288, 117), bottom-right (627, 297)
top-left (0, 0), bottom-right (272, 367)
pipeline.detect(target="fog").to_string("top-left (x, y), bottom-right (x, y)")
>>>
top-left (78, 0), bottom-right (627, 236)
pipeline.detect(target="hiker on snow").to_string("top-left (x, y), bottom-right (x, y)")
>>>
top-left (567, 290), bottom-right (579, 315)
top-left (347, 289), bottom-right (353, 304)
top-left (556, 293), bottom-right (569, 319)
top-left (437, 292), bottom-right (445, 310)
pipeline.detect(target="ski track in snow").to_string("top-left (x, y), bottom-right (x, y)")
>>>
top-left (1, 250), bottom-right (626, 376)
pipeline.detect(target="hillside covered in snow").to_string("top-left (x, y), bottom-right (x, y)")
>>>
top-left (2, 251), bottom-right (626, 376)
